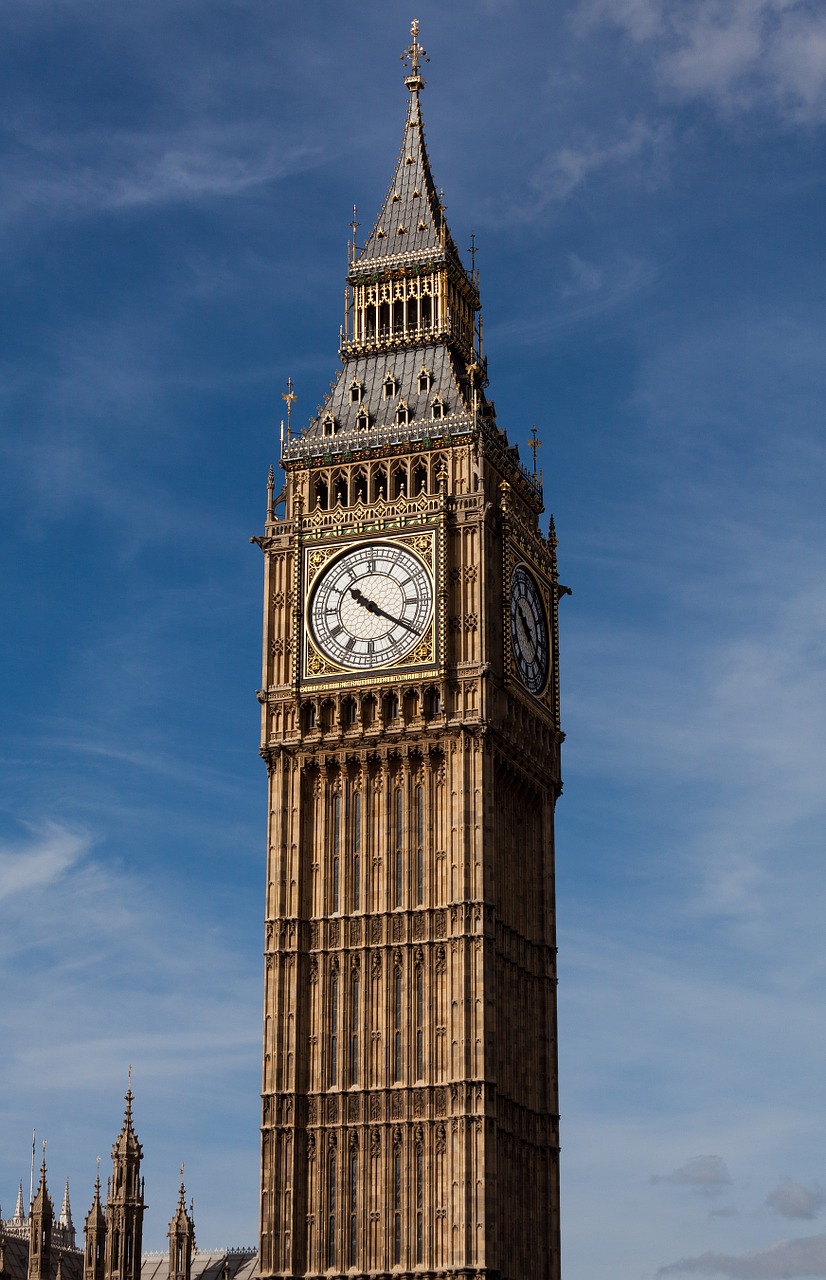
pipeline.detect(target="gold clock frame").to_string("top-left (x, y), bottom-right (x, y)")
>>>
top-left (503, 540), bottom-right (554, 708)
top-left (298, 526), bottom-right (444, 691)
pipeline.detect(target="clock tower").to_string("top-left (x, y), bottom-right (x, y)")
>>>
top-left (255, 24), bottom-right (565, 1280)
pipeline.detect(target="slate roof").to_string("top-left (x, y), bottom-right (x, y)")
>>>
top-left (308, 343), bottom-right (476, 439)
top-left (0, 1242), bottom-right (258, 1280)
top-left (353, 84), bottom-right (458, 273)
top-left (140, 1251), bottom-right (257, 1280)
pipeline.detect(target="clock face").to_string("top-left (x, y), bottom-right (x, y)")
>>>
top-left (509, 564), bottom-right (549, 694)
top-left (309, 542), bottom-right (433, 670)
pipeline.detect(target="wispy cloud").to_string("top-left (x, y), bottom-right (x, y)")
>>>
top-left (659, 1234), bottom-right (826, 1277)
top-left (652, 1156), bottom-right (733, 1190)
top-left (0, 822), bottom-right (90, 902)
top-left (580, 0), bottom-right (826, 122)
top-left (766, 1180), bottom-right (826, 1221)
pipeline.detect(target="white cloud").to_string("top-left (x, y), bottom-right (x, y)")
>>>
top-left (659, 1234), bottom-right (826, 1277)
top-left (767, 1180), bottom-right (826, 1221)
top-left (581, 0), bottom-right (826, 122)
top-left (0, 122), bottom-right (320, 229)
top-left (652, 1156), bottom-right (733, 1190)
top-left (529, 118), bottom-right (667, 205)
top-left (0, 823), bottom-right (89, 902)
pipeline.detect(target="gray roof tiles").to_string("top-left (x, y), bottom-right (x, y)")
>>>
top-left (307, 344), bottom-right (473, 439)
top-left (355, 88), bottom-right (458, 269)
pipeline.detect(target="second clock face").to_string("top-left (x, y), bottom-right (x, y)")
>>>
top-left (510, 564), bottom-right (549, 694)
top-left (309, 542), bottom-right (433, 670)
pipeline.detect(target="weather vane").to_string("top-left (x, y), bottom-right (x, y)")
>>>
top-left (401, 19), bottom-right (428, 78)
top-left (282, 377), bottom-right (297, 439)
top-left (529, 425), bottom-right (542, 476)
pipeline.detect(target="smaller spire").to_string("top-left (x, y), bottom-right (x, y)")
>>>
top-left (13, 1181), bottom-right (26, 1225)
top-left (59, 1180), bottom-right (74, 1231)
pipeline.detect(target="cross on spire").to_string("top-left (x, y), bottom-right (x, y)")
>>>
top-left (401, 19), bottom-right (428, 89)
top-left (401, 19), bottom-right (427, 74)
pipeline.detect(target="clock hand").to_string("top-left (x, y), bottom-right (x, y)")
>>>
top-left (350, 586), bottom-right (419, 634)
top-left (518, 602), bottom-right (533, 632)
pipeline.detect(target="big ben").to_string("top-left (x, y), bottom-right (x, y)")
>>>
top-left (255, 23), bottom-right (565, 1280)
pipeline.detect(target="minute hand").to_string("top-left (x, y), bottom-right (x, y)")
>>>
top-left (350, 587), bottom-right (419, 634)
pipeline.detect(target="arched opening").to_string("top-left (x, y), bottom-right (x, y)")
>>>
top-left (421, 295), bottom-right (432, 329)
top-left (314, 479), bottom-right (329, 511)
top-left (390, 466), bottom-right (406, 499)
top-left (403, 689), bottom-right (419, 723)
top-left (425, 687), bottom-right (442, 719)
top-left (334, 476), bottom-right (348, 507)
top-left (413, 462), bottom-right (428, 495)
top-left (301, 702), bottom-right (317, 732)
top-left (379, 302), bottom-right (390, 337)
top-left (354, 472), bottom-right (368, 503)
top-left (393, 299), bottom-right (405, 333)
top-left (408, 297), bottom-right (418, 330)
top-left (361, 695), bottom-right (377, 729)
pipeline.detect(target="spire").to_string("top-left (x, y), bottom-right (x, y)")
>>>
top-left (27, 1158), bottom-right (53, 1280)
top-left (167, 1167), bottom-right (195, 1280)
top-left (83, 1167), bottom-right (106, 1280)
top-left (13, 1181), bottom-right (26, 1225)
top-left (355, 22), bottom-right (459, 269)
top-left (57, 1179), bottom-right (76, 1250)
top-left (111, 1079), bottom-right (142, 1165)
top-left (59, 1180), bottom-right (74, 1232)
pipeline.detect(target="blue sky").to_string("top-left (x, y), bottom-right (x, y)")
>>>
top-left (1, 1), bottom-right (825, 1276)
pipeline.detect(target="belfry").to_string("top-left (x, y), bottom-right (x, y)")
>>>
top-left (255, 22), bottom-right (565, 1280)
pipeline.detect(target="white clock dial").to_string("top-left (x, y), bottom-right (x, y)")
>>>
top-left (510, 564), bottom-right (549, 694)
top-left (309, 542), bottom-right (433, 670)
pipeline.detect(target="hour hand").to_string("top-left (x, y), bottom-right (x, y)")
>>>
top-left (350, 586), bottom-right (417, 634)
top-left (350, 586), bottom-right (380, 614)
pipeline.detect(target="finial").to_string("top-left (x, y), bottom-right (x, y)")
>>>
top-left (349, 204), bottom-right (359, 264)
top-left (401, 19), bottom-right (428, 90)
top-left (529, 426), bottom-right (542, 477)
top-left (282, 377), bottom-right (297, 440)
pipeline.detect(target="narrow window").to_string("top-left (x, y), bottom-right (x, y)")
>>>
top-left (394, 788), bottom-right (403, 907)
top-left (351, 972), bottom-right (360, 1084)
top-left (418, 367), bottom-right (431, 393)
top-left (383, 374), bottom-right (396, 399)
top-left (415, 965), bottom-right (424, 1080)
top-left (393, 1148), bottom-right (402, 1265)
top-left (327, 1152), bottom-right (337, 1268)
top-left (353, 792), bottom-right (361, 910)
top-left (416, 1148), bottom-right (424, 1263)
top-left (431, 397), bottom-right (445, 421)
top-left (332, 793), bottom-right (340, 913)
top-left (349, 1150), bottom-right (358, 1268)
top-left (330, 972), bottom-right (338, 1085)
top-left (416, 785), bottom-right (424, 905)
top-left (394, 967), bottom-right (403, 1082)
